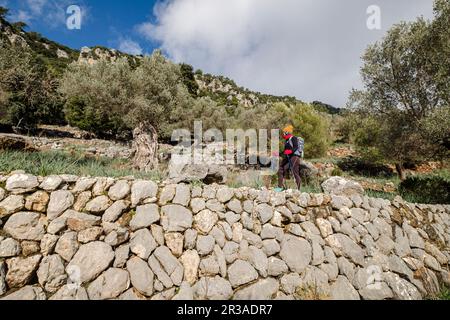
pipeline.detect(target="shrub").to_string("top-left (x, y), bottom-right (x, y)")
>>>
top-left (337, 156), bottom-right (394, 177)
top-left (0, 44), bottom-right (64, 130)
top-left (399, 174), bottom-right (450, 204)
top-left (289, 103), bottom-right (331, 159)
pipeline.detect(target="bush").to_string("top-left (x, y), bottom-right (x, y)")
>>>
top-left (337, 156), bottom-right (394, 177)
top-left (0, 44), bottom-right (64, 130)
top-left (399, 174), bottom-right (450, 204)
top-left (290, 103), bottom-right (331, 159)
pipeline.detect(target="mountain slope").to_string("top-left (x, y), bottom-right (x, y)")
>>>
top-left (0, 12), bottom-right (340, 114)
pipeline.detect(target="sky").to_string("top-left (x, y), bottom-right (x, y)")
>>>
top-left (1, 0), bottom-right (435, 108)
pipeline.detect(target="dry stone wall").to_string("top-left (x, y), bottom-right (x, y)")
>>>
top-left (0, 172), bottom-right (449, 300)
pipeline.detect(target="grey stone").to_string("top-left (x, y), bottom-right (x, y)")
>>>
top-left (0, 238), bottom-right (21, 258)
top-left (47, 190), bottom-right (74, 220)
top-left (262, 239), bottom-right (280, 256)
top-left (153, 246), bottom-right (184, 286)
top-left (190, 198), bottom-right (206, 213)
top-left (108, 180), bottom-right (130, 201)
top-left (268, 257), bottom-right (289, 276)
top-left (216, 186), bottom-right (234, 203)
top-left (92, 177), bottom-right (115, 196)
top-left (337, 257), bottom-right (356, 282)
top-left (225, 211), bottom-right (241, 225)
top-left (233, 278), bottom-right (279, 300)
top-left (240, 229), bottom-right (261, 248)
top-left (227, 199), bottom-right (242, 214)
top-left (151, 224), bottom-right (165, 246)
top-left (199, 256), bottom-right (220, 276)
top-left (261, 224), bottom-right (283, 240)
top-left (118, 288), bottom-right (146, 300)
top-left (148, 255), bottom-right (174, 289)
top-left (102, 200), bottom-right (130, 223)
top-left (280, 273), bottom-right (302, 295)
top-left (173, 282), bottom-right (194, 300)
top-left (40, 234), bottom-right (59, 256)
top-left (330, 275), bottom-right (360, 300)
top-left (173, 184), bottom-right (191, 206)
top-left (104, 228), bottom-right (129, 247)
top-left (55, 231), bottom-right (79, 262)
top-left (159, 184), bottom-right (176, 206)
top-left (388, 255), bottom-right (414, 281)
top-left (114, 244), bottom-right (130, 268)
top-left (37, 254), bottom-right (67, 293)
top-left (130, 228), bottom-right (157, 260)
top-left (311, 239), bottom-right (325, 266)
top-left (127, 256), bottom-right (154, 297)
top-left (184, 228), bottom-right (198, 250)
top-left (39, 175), bottom-right (63, 191)
top-left (47, 217), bottom-right (67, 235)
top-left (256, 203), bottom-right (273, 224)
top-left (131, 180), bottom-right (158, 206)
top-left (130, 204), bottom-right (160, 231)
top-left (376, 234), bottom-right (396, 255)
top-left (161, 205), bottom-right (193, 232)
top-left (1, 285), bottom-right (46, 300)
top-left (72, 177), bottom-right (97, 193)
top-left (210, 226), bottom-right (226, 248)
top-left (0, 195), bottom-right (24, 218)
top-left (196, 235), bottom-right (215, 256)
top-left (87, 268), bottom-right (130, 300)
top-left (6, 174), bottom-right (39, 192)
top-left (245, 246), bottom-right (268, 277)
top-left (322, 176), bottom-right (364, 196)
top-left (280, 236), bottom-right (312, 273)
top-left (206, 199), bottom-right (226, 212)
top-left (384, 272), bottom-right (421, 300)
top-left (325, 234), bottom-right (365, 266)
top-left (6, 254), bottom-right (41, 288)
top-left (228, 260), bottom-right (258, 288)
top-left (85, 195), bottom-right (110, 213)
top-left (223, 241), bottom-right (240, 264)
top-left (66, 241), bottom-right (115, 284)
top-left (331, 195), bottom-right (353, 210)
top-left (193, 276), bottom-right (233, 300)
top-left (4, 212), bottom-right (45, 241)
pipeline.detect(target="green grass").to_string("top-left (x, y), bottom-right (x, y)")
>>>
top-left (0, 150), bottom-right (163, 180)
top-left (437, 286), bottom-right (450, 300)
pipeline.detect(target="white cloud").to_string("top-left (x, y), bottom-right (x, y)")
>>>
top-left (138, 0), bottom-right (434, 107)
top-left (26, 0), bottom-right (47, 16)
top-left (118, 38), bottom-right (143, 55)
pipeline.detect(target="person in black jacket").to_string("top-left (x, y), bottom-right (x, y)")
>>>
top-left (278, 125), bottom-right (302, 190)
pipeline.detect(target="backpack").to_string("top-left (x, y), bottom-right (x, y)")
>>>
top-left (288, 136), bottom-right (305, 158)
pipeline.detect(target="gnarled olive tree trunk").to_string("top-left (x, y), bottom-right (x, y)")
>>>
top-left (132, 122), bottom-right (158, 172)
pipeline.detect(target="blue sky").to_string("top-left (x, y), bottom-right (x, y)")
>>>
top-left (1, 1), bottom-right (435, 107)
top-left (3, 0), bottom-right (160, 54)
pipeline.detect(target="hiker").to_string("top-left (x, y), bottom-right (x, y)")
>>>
top-left (277, 125), bottom-right (304, 190)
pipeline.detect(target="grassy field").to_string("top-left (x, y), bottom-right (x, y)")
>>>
top-left (0, 150), bottom-right (163, 180)
top-left (0, 149), bottom-right (448, 204)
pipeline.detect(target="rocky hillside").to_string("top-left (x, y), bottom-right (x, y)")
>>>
top-left (0, 172), bottom-right (448, 300)
top-left (1, 13), bottom-right (340, 113)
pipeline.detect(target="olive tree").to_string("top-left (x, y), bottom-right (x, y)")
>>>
top-left (347, 0), bottom-right (449, 179)
top-left (60, 50), bottom-right (191, 171)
